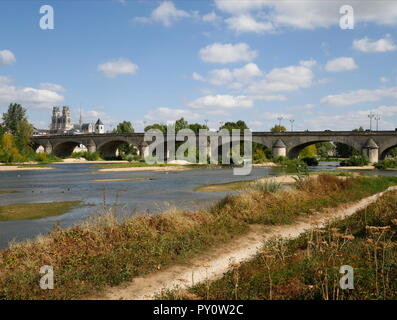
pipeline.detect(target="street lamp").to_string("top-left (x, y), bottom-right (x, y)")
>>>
top-left (277, 116), bottom-right (284, 127)
top-left (368, 113), bottom-right (375, 131)
top-left (374, 114), bottom-right (381, 131)
top-left (289, 119), bottom-right (295, 132)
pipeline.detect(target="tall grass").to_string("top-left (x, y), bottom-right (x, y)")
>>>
top-left (162, 189), bottom-right (397, 300)
top-left (0, 175), bottom-right (396, 299)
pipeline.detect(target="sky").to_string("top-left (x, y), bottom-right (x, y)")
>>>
top-left (0, 0), bottom-right (397, 132)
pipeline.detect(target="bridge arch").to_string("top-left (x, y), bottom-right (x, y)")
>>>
top-left (380, 144), bottom-right (397, 160)
top-left (287, 139), bottom-right (359, 159)
top-left (52, 141), bottom-right (88, 158)
top-left (97, 139), bottom-right (139, 160)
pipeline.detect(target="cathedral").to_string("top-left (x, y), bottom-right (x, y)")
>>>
top-left (49, 106), bottom-right (105, 134)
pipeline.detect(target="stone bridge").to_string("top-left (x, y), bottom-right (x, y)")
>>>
top-left (31, 131), bottom-right (397, 162)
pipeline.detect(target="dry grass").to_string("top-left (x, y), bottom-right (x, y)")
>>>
top-left (0, 174), bottom-right (396, 299)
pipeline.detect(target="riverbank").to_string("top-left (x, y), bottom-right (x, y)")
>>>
top-left (0, 165), bottom-right (53, 171)
top-left (1, 174), bottom-right (396, 299)
top-left (159, 188), bottom-right (397, 300)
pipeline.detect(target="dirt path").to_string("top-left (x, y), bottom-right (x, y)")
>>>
top-left (90, 186), bottom-right (397, 300)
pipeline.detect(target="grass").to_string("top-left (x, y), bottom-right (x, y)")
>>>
top-left (0, 201), bottom-right (84, 221)
top-left (0, 190), bottom-right (20, 194)
top-left (195, 178), bottom-right (284, 192)
top-left (160, 189), bottom-right (397, 300)
top-left (0, 175), bottom-right (396, 299)
top-left (16, 164), bottom-right (53, 168)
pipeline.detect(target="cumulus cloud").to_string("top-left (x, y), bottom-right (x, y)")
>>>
top-left (324, 57), bottom-right (358, 72)
top-left (97, 58), bottom-right (138, 78)
top-left (0, 77), bottom-right (64, 108)
top-left (202, 11), bottom-right (221, 24)
top-left (0, 50), bottom-right (16, 66)
top-left (214, 0), bottom-right (397, 32)
top-left (199, 43), bottom-right (257, 64)
top-left (192, 63), bottom-right (262, 87)
top-left (249, 64), bottom-right (315, 93)
top-left (188, 95), bottom-right (253, 109)
top-left (353, 36), bottom-right (397, 52)
top-left (261, 111), bottom-right (293, 120)
top-left (134, 1), bottom-right (190, 26)
top-left (225, 14), bottom-right (273, 33)
top-left (39, 83), bottom-right (66, 92)
top-left (145, 107), bottom-right (199, 122)
top-left (321, 86), bottom-right (397, 107)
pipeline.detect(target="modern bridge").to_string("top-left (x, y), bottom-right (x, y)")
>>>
top-left (31, 131), bottom-right (397, 162)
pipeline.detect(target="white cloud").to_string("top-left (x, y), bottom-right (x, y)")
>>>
top-left (199, 43), bottom-right (257, 64)
top-left (261, 112), bottom-right (293, 120)
top-left (188, 95), bottom-right (253, 109)
top-left (145, 107), bottom-right (199, 122)
top-left (324, 57), bottom-right (358, 72)
top-left (321, 86), bottom-right (397, 107)
top-left (39, 83), bottom-right (66, 92)
top-left (353, 36), bottom-right (397, 52)
top-left (0, 50), bottom-right (16, 66)
top-left (193, 63), bottom-right (262, 87)
top-left (249, 64), bottom-right (314, 93)
top-left (0, 78), bottom-right (64, 108)
top-left (380, 77), bottom-right (389, 83)
top-left (97, 58), bottom-right (138, 78)
top-left (214, 0), bottom-right (397, 32)
top-left (225, 14), bottom-right (273, 33)
top-left (299, 59), bottom-right (317, 68)
top-left (202, 11), bottom-right (221, 24)
top-left (134, 1), bottom-right (190, 27)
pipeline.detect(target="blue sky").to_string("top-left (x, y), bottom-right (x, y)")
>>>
top-left (0, 0), bottom-right (397, 131)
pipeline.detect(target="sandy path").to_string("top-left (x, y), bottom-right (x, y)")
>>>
top-left (0, 166), bottom-right (53, 171)
top-left (90, 186), bottom-right (397, 300)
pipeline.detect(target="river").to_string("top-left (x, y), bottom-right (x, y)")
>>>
top-left (0, 161), bottom-right (395, 249)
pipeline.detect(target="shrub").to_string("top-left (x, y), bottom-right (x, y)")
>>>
top-left (301, 156), bottom-right (319, 166)
top-left (375, 158), bottom-right (397, 170)
top-left (71, 151), bottom-right (102, 161)
top-left (340, 154), bottom-right (369, 166)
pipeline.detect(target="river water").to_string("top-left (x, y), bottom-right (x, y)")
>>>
top-left (0, 162), bottom-right (395, 249)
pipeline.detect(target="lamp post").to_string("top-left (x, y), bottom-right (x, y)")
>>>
top-left (374, 114), bottom-right (381, 131)
top-left (289, 119), bottom-right (295, 132)
top-left (368, 113), bottom-right (375, 131)
top-left (277, 116), bottom-right (284, 127)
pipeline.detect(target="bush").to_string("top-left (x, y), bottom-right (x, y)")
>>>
top-left (71, 151), bottom-right (102, 161)
top-left (301, 156), bottom-right (319, 166)
top-left (375, 158), bottom-right (397, 170)
top-left (34, 152), bottom-right (61, 163)
top-left (273, 156), bottom-right (308, 172)
top-left (340, 154), bottom-right (369, 166)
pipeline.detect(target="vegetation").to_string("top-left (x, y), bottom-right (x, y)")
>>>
top-left (273, 156), bottom-right (308, 173)
top-left (0, 190), bottom-right (19, 194)
top-left (340, 155), bottom-right (369, 167)
top-left (375, 158), bottom-right (397, 170)
top-left (0, 201), bottom-right (84, 221)
top-left (270, 125), bottom-right (286, 132)
top-left (301, 156), bottom-right (319, 166)
top-left (71, 151), bottom-right (103, 161)
top-left (161, 189), bottom-right (397, 300)
top-left (0, 175), bottom-right (396, 299)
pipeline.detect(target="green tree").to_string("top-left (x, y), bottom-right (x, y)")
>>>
top-left (270, 125), bottom-right (287, 132)
top-left (2, 103), bottom-right (27, 134)
top-left (15, 119), bottom-right (33, 154)
top-left (113, 121), bottom-right (134, 133)
top-left (299, 145), bottom-right (317, 158)
top-left (335, 143), bottom-right (359, 158)
top-left (352, 126), bottom-right (364, 132)
top-left (188, 123), bottom-right (208, 134)
top-left (316, 142), bottom-right (335, 158)
top-left (0, 133), bottom-right (23, 163)
top-left (144, 123), bottom-right (167, 133)
top-left (220, 120), bottom-right (248, 131)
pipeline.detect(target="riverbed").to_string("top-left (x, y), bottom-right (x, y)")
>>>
top-left (0, 161), bottom-right (394, 249)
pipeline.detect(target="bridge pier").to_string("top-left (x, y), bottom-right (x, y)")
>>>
top-left (362, 138), bottom-right (379, 163)
top-left (87, 139), bottom-right (97, 153)
top-left (272, 139), bottom-right (286, 158)
top-left (44, 141), bottom-right (53, 154)
top-left (138, 142), bottom-right (149, 158)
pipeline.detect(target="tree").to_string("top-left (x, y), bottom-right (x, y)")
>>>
top-left (352, 127), bottom-right (364, 132)
top-left (15, 119), bottom-right (33, 154)
top-left (0, 133), bottom-right (23, 163)
top-left (113, 121), bottom-right (134, 133)
top-left (316, 142), bottom-right (335, 158)
top-left (270, 125), bottom-right (286, 132)
top-left (299, 145), bottom-right (317, 158)
top-left (220, 120), bottom-right (248, 131)
top-left (188, 123), bottom-right (208, 134)
top-left (335, 143), bottom-right (358, 158)
top-left (144, 123), bottom-right (167, 133)
top-left (2, 103), bottom-right (27, 134)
